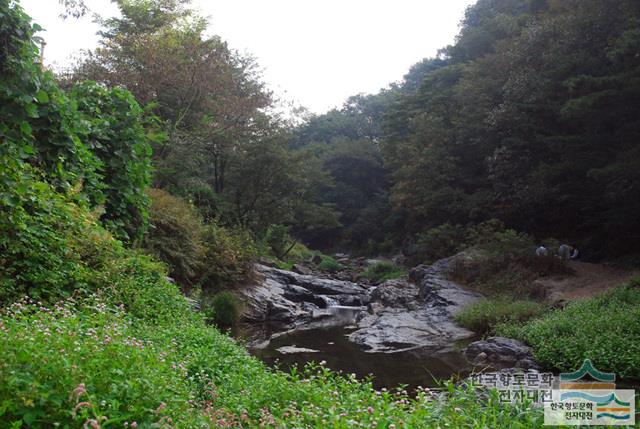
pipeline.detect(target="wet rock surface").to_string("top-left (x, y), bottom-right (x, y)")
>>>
top-left (349, 255), bottom-right (483, 353)
top-left (240, 264), bottom-right (368, 327)
top-left (238, 253), bottom-right (540, 382)
top-left (240, 254), bottom-right (483, 355)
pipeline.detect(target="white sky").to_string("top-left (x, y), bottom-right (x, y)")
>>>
top-left (22, 0), bottom-right (474, 113)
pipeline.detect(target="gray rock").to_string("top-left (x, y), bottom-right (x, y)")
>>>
top-left (310, 254), bottom-right (323, 265)
top-left (276, 345), bottom-right (320, 354)
top-left (185, 297), bottom-right (200, 311)
top-left (239, 264), bottom-right (367, 326)
top-left (464, 337), bottom-right (540, 370)
top-left (292, 263), bottom-right (313, 275)
top-left (241, 255), bottom-right (485, 356)
top-left (349, 256), bottom-right (481, 353)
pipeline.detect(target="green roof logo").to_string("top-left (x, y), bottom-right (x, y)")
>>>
top-left (560, 359), bottom-right (615, 383)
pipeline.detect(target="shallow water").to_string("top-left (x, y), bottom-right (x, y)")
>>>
top-left (240, 322), bottom-right (476, 390)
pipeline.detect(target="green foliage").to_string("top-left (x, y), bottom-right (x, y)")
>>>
top-left (291, 94), bottom-right (399, 251)
top-left (71, 81), bottom-right (154, 242)
top-left (361, 261), bottom-right (407, 284)
top-left (0, 296), bottom-right (201, 427)
top-left (208, 291), bottom-right (240, 328)
top-left (143, 188), bottom-right (255, 289)
top-left (455, 299), bottom-right (549, 334)
top-left (316, 256), bottom-right (344, 273)
top-left (263, 224), bottom-right (296, 260)
top-left (378, 0), bottom-right (640, 259)
top-left (427, 220), bottom-right (569, 297)
top-left (500, 277), bottom-right (640, 378)
top-left (0, 0), bottom-right (152, 244)
top-left (143, 188), bottom-right (204, 285)
top-left (415, 223), bottom-right (468, 263)
top-left (198, 224), bottom-right (256, 292)
top-left (0, 151), bottom-right (93, 304)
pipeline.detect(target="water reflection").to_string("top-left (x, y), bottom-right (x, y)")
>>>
top-left (239, 319), bottom-right (475, 390)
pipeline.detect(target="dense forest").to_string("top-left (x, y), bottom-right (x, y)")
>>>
top-left (58, 0), bottom-right (640, 265)
top-left (292, 0), bottom-right (640, 261)
top-left (1, 0), bottom-right (640, 427)
top-left (49, 0), bottom-right (640, 273)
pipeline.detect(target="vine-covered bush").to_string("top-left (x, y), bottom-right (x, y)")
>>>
top-left (72, 81), bottom-right (154, 242)
top-left (0, 0), bottom-right (152, 244)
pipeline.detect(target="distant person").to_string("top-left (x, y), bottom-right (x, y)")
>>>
top-left (558, 244), bottom-right (579, 260)
top-left (536, 245), bottom-right (549, 257)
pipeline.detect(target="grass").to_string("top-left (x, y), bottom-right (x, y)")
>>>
top-left (0, 292), bottom-right (549, 428)
top-left (497, 276), bottom-right (640, 379)
top-left (360, 261), bottom-right (406, 284)
top-left (0, 185), bottom-right (549, 427)
top-left (454, 298), bottom-right (549, 334)
top-left (317, 255), bottom-right (344, 273)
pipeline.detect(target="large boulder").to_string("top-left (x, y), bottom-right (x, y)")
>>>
top-left (349, 257), bottom-right (482, 353)
top-left (239, 264), bottom-right (368, 325)
top-left (464, 337), bottom-right (540, 370)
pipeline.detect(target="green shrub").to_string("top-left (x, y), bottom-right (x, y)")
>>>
top-left (209, 291), bottom-right (240, 328)
top-left (498, 277), bottom-right (640, 378)
top-left (143, 189), bottom-right (256, 290)
top-left (416, 223), bottom-right (468, 263)
top-left (317, 255), bottom-right (344, 272)
top-left (72, 81), bottom-right (154, 243)
top-left (198, 224), bottom-right (256, 292)
top-left (0, 0), bottom-right (153, 244)
top-left (455, 299), bottom-right (549, 334)
top-left (446, 221), bottom-right (568, 297)
top-left (361, 261), bottom-right (406, 284)
top-left (283, 241), bottom-right (316, 263)
top-left (143, 188), bottom-right (205, 285)
top-left (264, 224), bottom-right (296, 260)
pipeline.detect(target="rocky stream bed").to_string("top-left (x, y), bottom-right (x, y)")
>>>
top-left (235, 254), bottom-right (539, 388)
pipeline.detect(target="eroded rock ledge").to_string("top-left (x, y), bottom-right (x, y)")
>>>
top-left (349, 255), bottom-right (483, 352)
top-left (239, 254), bottom-right (486, 355)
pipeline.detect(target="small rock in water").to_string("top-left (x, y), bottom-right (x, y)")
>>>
top-left (276, 345), bottom-right (320, 354)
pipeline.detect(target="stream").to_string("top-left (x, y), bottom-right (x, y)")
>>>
top-left (235, 258), bottom-right (485, 389)
top-left (239, 321), bottom-right (476, 389)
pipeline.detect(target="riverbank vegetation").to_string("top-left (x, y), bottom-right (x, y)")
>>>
top-left (497, 276), bottom-right (640, 379)
top-left (2, 0), bottom-right (640, 426)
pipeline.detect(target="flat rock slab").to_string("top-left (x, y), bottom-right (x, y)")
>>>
top-left (276, 345), bottom-right (320, 354)
top-left (348, 255), bottom-right (482, 353)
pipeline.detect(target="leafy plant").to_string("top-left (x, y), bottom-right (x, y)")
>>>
top-left (361, 261), bottom-right (406, 284)
top-left (208, 291), bottom-right (240, 328)
top-left (143, 188), bottom-right (205, 286)
top-left (198, 224), bottom-right (256, 292)
top-left (416, 223), bottom-right (468, 263)
top-left (455, 299), bottom-right (549, 334)
top-left (317, 256), bottom-right (344, 273)
top-left (264, 224), bottom-right (296, 260)
top-left (498, 277), bottom-right (640, 378)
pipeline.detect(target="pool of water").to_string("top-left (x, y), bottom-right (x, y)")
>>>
top-left (240, 323), bottom-right (476, 390)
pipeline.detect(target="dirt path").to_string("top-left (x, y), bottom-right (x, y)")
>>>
top-left (536, 261), bottom-right (634, 304)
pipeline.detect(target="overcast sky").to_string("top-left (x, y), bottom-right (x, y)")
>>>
top-left (22, 0), bottom-right (474, 113)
